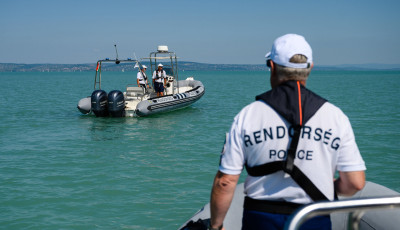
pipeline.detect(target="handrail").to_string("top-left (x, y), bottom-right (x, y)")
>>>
top-left (93, 59), bottom-right (138, 90)
top-left (284, 196), bottom-right (400, 230)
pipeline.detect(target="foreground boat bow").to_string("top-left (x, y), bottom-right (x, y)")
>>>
top-left (180, 181), bottom-right (400, 230)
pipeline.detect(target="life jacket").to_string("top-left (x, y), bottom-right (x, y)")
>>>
top-left (156, 70), bottom-right (164, 79)
top-left (245, 80), bottom-right (330, 201)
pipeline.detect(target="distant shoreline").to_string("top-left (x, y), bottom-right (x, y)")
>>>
top-left (1, 62), bottom-right (399, 72)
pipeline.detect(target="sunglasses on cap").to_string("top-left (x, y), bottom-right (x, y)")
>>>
top-left (265, 59), bottom-right (311, 68)
top-left (266, 59), bottom-right (272, 68)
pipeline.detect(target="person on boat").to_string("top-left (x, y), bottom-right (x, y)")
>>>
top-left (209, 34), bottom-right (366, 230)
top-left (152, 63), bottom-right (167, 97)
top-left (137, 65), bottom-right (149, 92)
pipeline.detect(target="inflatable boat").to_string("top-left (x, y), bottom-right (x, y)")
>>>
top-left (77, 46), bottom-right (205, 117)
top-left (180, 181), bottom-right (400, 230)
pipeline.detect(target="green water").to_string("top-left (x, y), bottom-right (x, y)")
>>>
top-left (1, 70), bottom-right (399, 229)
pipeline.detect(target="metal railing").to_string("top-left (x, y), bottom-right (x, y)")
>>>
top-left (284, 196), bottom-right (400, 230)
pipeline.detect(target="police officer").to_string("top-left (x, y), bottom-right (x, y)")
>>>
top-left (137, 65), bottom-right (149, 91)
top-left (209, 34), bottom-right (366, 230)
top-left (152, 63), bottom-right (167, 97)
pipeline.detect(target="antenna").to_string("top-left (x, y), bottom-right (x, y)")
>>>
top-left (114, 44), bottom-right (120, 64)
top-left (133, 52), bottom-right (141, 71)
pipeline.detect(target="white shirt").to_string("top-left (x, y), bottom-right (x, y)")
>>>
top-left (137, 71), bottom-right (147, 84)
top-left (152, 70), bottom-right (166, 83)
top-left (219, 100), bottom-right (366, 204)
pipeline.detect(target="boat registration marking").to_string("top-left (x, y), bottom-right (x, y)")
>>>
top-left (156, 96), bottom-right (175, 103)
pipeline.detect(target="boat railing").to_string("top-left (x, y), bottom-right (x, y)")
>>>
top-left (284, 196), bottom-right (400, 230)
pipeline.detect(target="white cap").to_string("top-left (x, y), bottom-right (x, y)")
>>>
top-left (142, 65), bottom-right (147, 69)
top-left (158, 63), bottom-right (163, 67)
top-left (265, 34), bottom-right (312, 69)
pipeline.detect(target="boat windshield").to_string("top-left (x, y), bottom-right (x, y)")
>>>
top-left (163, 66), bottom-right (173, 76)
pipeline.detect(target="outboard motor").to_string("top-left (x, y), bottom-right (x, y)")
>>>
top-left (91, 90), bottom-right (108, 117)
top-left (107, 90), bottom-right (125, 117)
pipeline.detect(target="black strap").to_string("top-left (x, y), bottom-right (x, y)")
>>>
top-left (245, 125), bottom-right (329, 201)
top-left (245, 161), bottom-right (282, 177)
top-left (142, 72), bottom-right (147, 81)
top-left (283, 125), bottom-right (301, 174)
top-left (286, 125), bottom-right (329, 201)
top-left (290, 165), bottom-right (329, 201)
top-left (244, 196), bottom-right (303, 214)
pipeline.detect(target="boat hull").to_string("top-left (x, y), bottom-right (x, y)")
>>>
top-left (135, 80), bottom-right (205, 117)
top-left (77, 96), bottom-right (91, 114)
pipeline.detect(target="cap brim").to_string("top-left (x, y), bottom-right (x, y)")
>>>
top-left (265, 52), bottom-right (271, 58)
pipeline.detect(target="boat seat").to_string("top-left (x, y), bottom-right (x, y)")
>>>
top-left (126, 87), bottom-right (145, 98)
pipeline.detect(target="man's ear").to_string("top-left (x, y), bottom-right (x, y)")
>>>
top-left (270, 60), bottom-right (275, 73)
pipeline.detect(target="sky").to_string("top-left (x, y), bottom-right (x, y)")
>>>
top-left (1, 0), bottom-right (399, 65)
